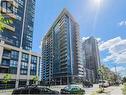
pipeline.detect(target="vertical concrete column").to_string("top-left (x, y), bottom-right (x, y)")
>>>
top-left (0, 45), bottom-right (4, 64)
top-left (60, 77), bottom-right (62, 85)
top-left (67, 76), bottom-right (69, 85)
top-left (27, 54), bottom-right (31, 85)
top-left (36, 57), bottom-right (39, 85)
top-left (15, 50), bottom-right (22, 88)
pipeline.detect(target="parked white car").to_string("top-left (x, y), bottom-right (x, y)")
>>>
top-left (99, 80), bottom-right (109, 88)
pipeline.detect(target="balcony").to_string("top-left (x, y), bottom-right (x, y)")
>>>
top-left (60, 34), bottom-right (67, 40)
top-left (60, 71), bottom-right (67, 74)
top-left (11, 55), bottom-right (18, 60)
top-left (60, 45), bottom-right (67, 52)
top-left (0, 22), bottom-right (15, 32)
top-left (19, 75), bottom-right (27, 80)
top-left (60, 67), bottom-right (68, 72)
top-left (60, 50), bottom-right (67, 56)
top-left (2, 53), bottom-right (11, 59)
top-left (4, 0), bottom-right (18, 8)
top-left (60, 58), bottom-right (67, 63)
top-left (0, 7), bottom-right (17, 19)
top-left (21, 58), bottom-right (29, 62)
top-left (60, 54), bottom-right (67, 59)
top-left (0, 65), bottom-right (9, 69)
top-left (0, 73), bottom-right (16, 79)
top-left (60, 63), bottom-right (67, 68)
top-left (1, 59), bottom-right (10, 67)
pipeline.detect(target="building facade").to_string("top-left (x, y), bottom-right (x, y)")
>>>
top-left (0, 0), bottom-right (35, 51)
top-left (0, 0), bottom-right (41, 88)
top-left (82, 37), bottom-right (101, 83)
top-left (42, 9), bottom-right (84, 85)
top-left (0, 41), bottom-right (41, 88)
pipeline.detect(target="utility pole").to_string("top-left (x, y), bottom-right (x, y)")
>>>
top-left (115, 65), bottom-right (117, 75)
top-left (115, 65), bottom-right (118, 82)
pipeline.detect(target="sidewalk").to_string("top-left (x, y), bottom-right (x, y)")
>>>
top-left (90, 85), bottom-right (123, 95)
top-left (0, 89), bottom-right (13, 95)
top-left (109, 86), bottom-right (123, 95)
top-left (98, 85), bottom-right (123, 95)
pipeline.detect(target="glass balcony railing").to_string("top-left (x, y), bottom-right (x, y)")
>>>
top-left (3, 53), bottom-right (11, 58)
top-left (1, 62), bottom-right (10, 66)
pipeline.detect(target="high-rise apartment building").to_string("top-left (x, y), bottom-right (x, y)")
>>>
top-left (42, 9), bottom-right (83, 85)
top-left (0, 0), bottom-right (41, 88)
top-left (82, 37), bottom-right (101, 83)
top-left (0, 0), bottom-right (35, 50)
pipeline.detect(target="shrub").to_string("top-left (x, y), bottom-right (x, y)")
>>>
top-left (122, 83), bottom-right (126, 95)
top-left (96, 88), bottom-right (105, 93)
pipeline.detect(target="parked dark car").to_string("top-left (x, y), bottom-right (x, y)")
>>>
top-left (12, 86), bottom-right (59, 94)
top-left (83, 81), bottom-right (93, 88)
top-left (60, 85), bottom-right (85, 94)
top-left (114, 82), bottom-right (120, 86)
top-left (88, 82), bottom-right (93, 87)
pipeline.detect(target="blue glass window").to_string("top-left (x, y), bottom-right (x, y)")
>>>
top-left (11, 50), bottom-right (19, 59)
top-left (21, 62), bottom-right (28, 69)
top-left (22, 53), bottom-right (29, 62)
top-left (10, 60), bottom-right (17, 67)
top-left (31, 56), bottom-right (37, 63)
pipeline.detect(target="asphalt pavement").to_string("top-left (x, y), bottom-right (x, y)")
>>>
top-left (0, 84), bottom-right (123, 95)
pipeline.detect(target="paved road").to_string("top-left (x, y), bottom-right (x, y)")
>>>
top-left (49, 84), bottom-right (99, 95)
top-left (0, 84), bottom-right (98, 95)
top-left (0, 85), bottom-right (123, 95)
top-left (84, 84), bottom-right (99, 95)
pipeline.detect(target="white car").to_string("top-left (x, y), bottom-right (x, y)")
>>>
top-left (99, 80), bottom-right (109, 87)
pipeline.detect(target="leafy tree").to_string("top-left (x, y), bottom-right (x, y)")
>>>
top-left (0, 14), bottom-right (13, 31)
top-left (98, 65), bottom-right (108, 80)
top-left (2, 74), bottom-right (12, 89)
top-left (98, 65), bottom-right (117, 82)
top-left (0, 15), bottom-right (5, 31)
top-left (98, 66), bottom-right (105, 90)
top-left (32, 76), bottom-right (39, 84)
top-left (122, 83), bottom-right (126, 95)
top-left (123, 77), bottom-right (126, 83)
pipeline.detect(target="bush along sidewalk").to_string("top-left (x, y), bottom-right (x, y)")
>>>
top-left (91, 87), bottom-right (112, 95)
top-left (122, 83), bottom-right (126, 95)
top-left (91, 88), bottom-right (105, 95)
